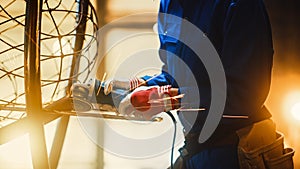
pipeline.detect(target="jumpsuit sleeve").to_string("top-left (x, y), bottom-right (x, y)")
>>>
top-left (221, 0), bottom-right (273, 118)
top-left (141, 71), bottom-right (174, 86)
top-left (141, 0), bottom-right (182, 87)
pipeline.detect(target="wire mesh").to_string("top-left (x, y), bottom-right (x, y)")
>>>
top-left (0, 0), bottom-right (98, 127)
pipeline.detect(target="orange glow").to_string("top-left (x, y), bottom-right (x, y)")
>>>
top-left (291, 102), bottom-right (300, 121)
top-left (283, 91), bottom-right (300, 123)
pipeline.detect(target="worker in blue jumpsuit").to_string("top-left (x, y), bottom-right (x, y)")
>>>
top-left (139, 0), bottom-right (273, 168)
top-left (103, 0), bottom-right (274, 168)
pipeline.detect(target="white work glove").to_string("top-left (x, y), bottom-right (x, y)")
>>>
top-left (118, 85), bottom-right (175, 120)
top-left (103, 77), bottom-right (145, 95)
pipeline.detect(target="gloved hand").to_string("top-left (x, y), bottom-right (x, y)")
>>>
top-left (118, 85), bottom-right (175, 120)
top-left (103, 77), bottom-right (145, 95)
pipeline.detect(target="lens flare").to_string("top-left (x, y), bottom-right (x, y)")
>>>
top-left (283, 91), bottom-right (300, 121)
top-left (291, 102), bottom-right (300, 121)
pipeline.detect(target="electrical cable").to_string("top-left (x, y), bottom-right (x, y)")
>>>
top-left (165, 111), bottom-right (177, 169)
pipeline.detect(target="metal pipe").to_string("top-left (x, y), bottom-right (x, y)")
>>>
top-left (24, 0), bottom-right (43, 115)
top-left (67, 0), bottom-right (89, 94)
top-left (24, 0), bottom-right (50, 168)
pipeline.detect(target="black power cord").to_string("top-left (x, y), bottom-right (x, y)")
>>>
top-left (165, 111), bottom-right (177, 169)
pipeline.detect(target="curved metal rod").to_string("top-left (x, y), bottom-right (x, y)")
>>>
top-left (66, 0), bottom-right (89, 94)
top-left (24, 0), bottom-right (43, 115)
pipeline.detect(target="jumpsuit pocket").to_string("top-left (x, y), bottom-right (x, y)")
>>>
top-left (264, 148), bottom-right (295, 169)
top-left (237, 122), bottom-right (295, 169)
top-left (236, 119), bottom-right (295, 169)
top-left (237, 132), bottom-right (284, 169)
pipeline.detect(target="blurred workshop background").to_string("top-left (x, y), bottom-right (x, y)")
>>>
top-left (0, 0), bottom-right (299, 169)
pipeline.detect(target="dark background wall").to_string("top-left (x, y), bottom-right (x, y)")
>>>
top-left (264, 0), bottom-right (300, 73)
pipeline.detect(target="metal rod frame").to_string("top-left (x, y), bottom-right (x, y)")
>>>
top-left (0, 0), bottom-right (92, 168)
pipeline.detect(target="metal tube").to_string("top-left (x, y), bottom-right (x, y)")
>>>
top-left (24, 0), bottom-right (43, 115)
top-left (24, 0), bottom-right (50, 168)
top-left (67, 0), bottom-right (89, 94)
top-left (49, 116), bottom-right (70, 169)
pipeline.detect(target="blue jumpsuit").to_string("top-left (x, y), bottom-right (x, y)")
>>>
top-left (142, 0), bottom-right (274, 168)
